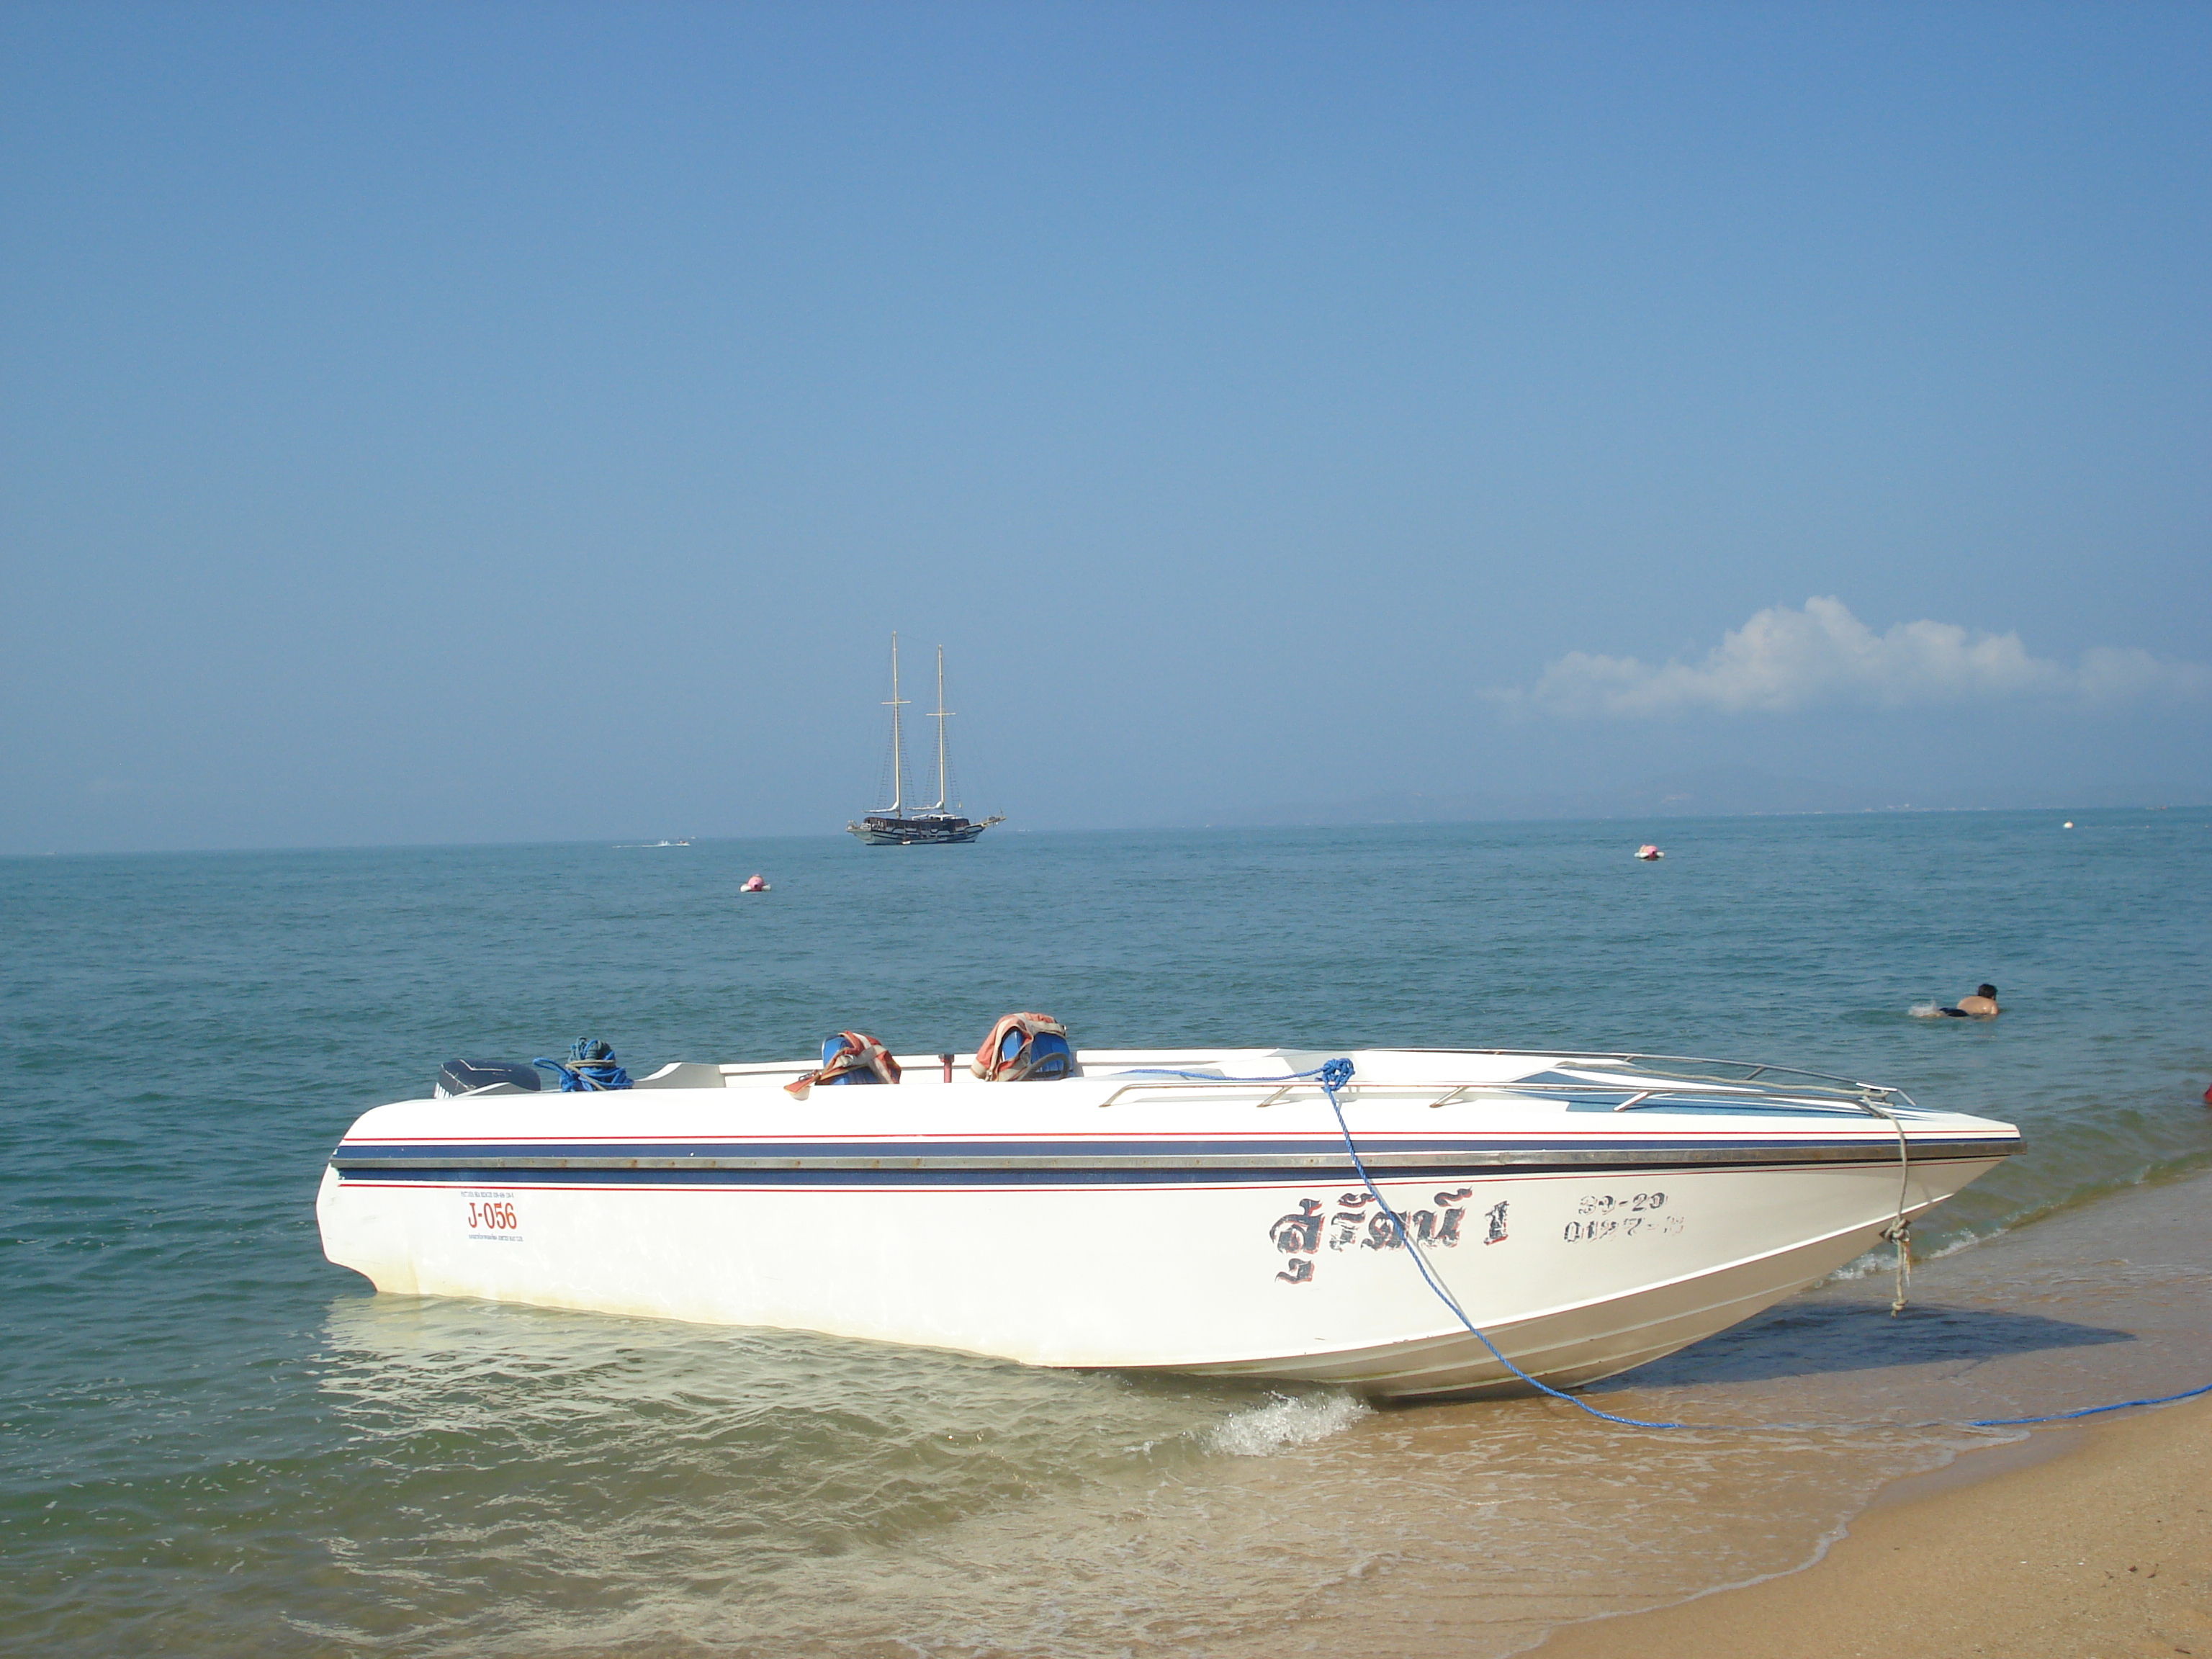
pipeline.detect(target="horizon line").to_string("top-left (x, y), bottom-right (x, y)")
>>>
top-left (6, 799), bottom-right (2208, 861)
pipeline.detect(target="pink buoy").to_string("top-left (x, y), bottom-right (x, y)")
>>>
top-left (1635, 845), bottom-right (1663, 861)
top-left (740, 873), bottom-right (770, 893)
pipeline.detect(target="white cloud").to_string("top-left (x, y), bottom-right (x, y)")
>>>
top-left (1499, 596), bottom-right (2211, 718)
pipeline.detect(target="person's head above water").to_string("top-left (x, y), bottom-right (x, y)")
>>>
top-left (1977, 984), bottom-right (1997, 999)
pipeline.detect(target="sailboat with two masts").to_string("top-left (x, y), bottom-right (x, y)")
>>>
top-left (846, 634), bottom-right (1006, 846)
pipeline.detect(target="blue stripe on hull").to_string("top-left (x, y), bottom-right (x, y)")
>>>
top-left (340, 1138), bottom-right (1426, 1160)
top-left (339, 1165), bottom-right (1483, 1189)
top-left (333, 1135), bottom-right (2006, 1163)
top-left (331, 1151), bottom-right (2008, 1191)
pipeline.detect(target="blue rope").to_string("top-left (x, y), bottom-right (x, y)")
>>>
top-left (1226, 1056), bottom-right (2209, 1434)
top-left (1962, 1383), bottom-right (2212, 1427)
top-left (531, 1038), bottom-right (633, 1092)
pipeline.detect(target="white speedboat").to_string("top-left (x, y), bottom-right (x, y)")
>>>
top-left (317, 1046), bottom-right (2020, 1400)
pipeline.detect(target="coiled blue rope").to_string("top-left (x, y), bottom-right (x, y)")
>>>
top-left (1151, 1056), bottom-right (2212, 1432)
top-left (532, 1038), bottom-right (633, 1092)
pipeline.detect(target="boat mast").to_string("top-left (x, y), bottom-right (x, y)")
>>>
top-left (926, 645), bottom-right (952, 813)
top-left (883, 633), bottom-right (909, 815)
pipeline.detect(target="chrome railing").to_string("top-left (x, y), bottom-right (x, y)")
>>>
top-left (1092, 1050), bottom-right (1912, 1112)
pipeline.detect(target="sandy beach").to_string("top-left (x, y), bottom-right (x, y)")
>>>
top-left (1537, 1393), bottom-right (2212, 1659)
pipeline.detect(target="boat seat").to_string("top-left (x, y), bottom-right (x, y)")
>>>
top-left (979, 1022), bottom-right (1076, 1081)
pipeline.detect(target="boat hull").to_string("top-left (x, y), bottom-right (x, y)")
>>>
top-left (316, 1050), bottom-right (2016, 1400)
top-left (847, 821), bottom-right (989, 845)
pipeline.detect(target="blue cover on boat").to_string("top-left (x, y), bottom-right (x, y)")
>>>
top-left (1002, 1029), bottom-right (1074, 1079)
top-left (822, 1033), bottom-right (886, 1084)
top-left (971, 1012), bottom-right (1074, 1081)
top-left (796, 1030), bottom-right (901, 1090)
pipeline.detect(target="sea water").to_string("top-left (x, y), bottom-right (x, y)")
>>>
top-left (3, 809), bottom-right (2209, 1655)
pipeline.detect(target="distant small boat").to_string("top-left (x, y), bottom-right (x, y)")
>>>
top-left (848, 634), bottom-right (1004, 846)
top-left (740, 874), bottom-right (770, 893)
top-left (1636, 845), bottom-right (1664, 861)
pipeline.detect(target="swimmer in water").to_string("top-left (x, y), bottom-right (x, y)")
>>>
top-left (1941, 984), bottom-right (2000, 1019)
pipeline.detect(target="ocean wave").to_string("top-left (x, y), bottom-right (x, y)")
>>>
top-left (1205, 1390), bottom-right (1372, 1455)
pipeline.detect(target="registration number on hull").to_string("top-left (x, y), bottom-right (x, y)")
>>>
top-left (1563, 1190), bottom-right (1683, 1243)
top-left (463, 1190), bottom-right (523, 1241)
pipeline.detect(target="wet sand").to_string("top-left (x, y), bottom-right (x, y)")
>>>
top-left (1537, 1381), bottom-right (2212, 1659)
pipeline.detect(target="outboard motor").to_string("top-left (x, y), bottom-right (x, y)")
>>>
top-left (433, 1059), bottom-right (544, 1099)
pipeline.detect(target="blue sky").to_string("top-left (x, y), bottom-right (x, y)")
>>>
top-left (4, 2), bottom-right (2207, 851)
